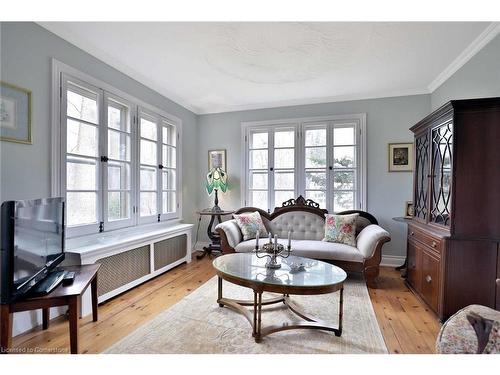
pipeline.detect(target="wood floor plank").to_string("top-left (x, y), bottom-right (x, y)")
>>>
top-left (11, 258), bottom-right (440, 354)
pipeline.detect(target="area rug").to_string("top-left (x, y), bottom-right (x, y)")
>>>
top-left (105, 274), bottom-right (387, 354)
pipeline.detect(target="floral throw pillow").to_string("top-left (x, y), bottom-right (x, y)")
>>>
top-left (233, 211), bottom-right (268, 241)
top-left (323, 213), bottom-right (358, 246)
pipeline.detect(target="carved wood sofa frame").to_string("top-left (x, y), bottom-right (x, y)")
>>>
top-left (216, 196), bottom-right (390, 287)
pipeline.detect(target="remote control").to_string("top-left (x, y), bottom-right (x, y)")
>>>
top-left (62, 271), bottom-right (76, 286)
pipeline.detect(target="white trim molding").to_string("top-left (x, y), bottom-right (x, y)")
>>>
top-left (428, 22), bottom-right (500, 92)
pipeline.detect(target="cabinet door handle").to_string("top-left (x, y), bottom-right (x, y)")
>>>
top-left (425, 275), bottom-right (432, 283)
top-left (431, 241), bottom-right (437, 248)
top-left (410, 232), bottom-right (415, 236)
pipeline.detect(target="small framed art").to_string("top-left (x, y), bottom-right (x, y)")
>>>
top-left (208, 149), bottom-right (226, 171)
top-left (404, 201), bottom-right (414, 218)
top-left (0, 81), bottom-right (32, 144)
top-left (388, 142), bottom-right (413, 172)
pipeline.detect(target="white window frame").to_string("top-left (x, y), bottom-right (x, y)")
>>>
top-left (241, 114), bottom-right (367, 213)
top-left (51, 59), bottom-right (182, 238)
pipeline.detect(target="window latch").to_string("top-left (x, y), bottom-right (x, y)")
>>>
top-left (157, 214), bottom-right (161, 222)
top-left (100, 156), bottom-right (109, 163)
top-left (99, 221), bottom-right (104, 232)
top-left (158, 164), bottom-right (164, 170)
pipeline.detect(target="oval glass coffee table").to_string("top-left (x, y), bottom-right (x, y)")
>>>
top-left (212, 253), bottom-right (347, 342)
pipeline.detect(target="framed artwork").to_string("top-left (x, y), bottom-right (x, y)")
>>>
top-left (208, 149), bottom-right (226, 171)
top-left (388, 142), bottom-right (413, 172)
top-left (0, 81), bottom-right (32, 144)
top-left (404, 201), bottom-right (414, 218)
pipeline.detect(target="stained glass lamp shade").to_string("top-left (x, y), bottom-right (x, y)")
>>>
top-left (206, 167), bottom-right (228, 212)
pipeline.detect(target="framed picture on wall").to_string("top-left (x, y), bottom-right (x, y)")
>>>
top-left (208, 149), bottom-right (226, 171)
top-left (388, 142), bottom-right (413, 172)
top-left (0, 81), bottom-right (32, 144)
top-left (404, 201), bottom-right (414, 218)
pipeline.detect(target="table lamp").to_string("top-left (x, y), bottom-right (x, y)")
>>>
top-left (206, 167), bottom-right (228, 212)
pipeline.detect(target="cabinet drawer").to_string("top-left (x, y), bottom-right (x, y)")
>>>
top-left (421, 249), bottom-right (441, 312)
top-left (407, 241), bottom-right (422, 293)
top-left (408, 224), bottom-right (442, 254)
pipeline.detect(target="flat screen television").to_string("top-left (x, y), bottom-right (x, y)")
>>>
top-left (0, 197), bottom-right (65, 304)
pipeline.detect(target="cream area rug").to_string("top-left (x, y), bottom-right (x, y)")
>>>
top-left (105, 274), bottom-right (387, 354)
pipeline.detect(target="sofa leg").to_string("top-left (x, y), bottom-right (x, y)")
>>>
top-left (364, 266), bottom-right (380, 289)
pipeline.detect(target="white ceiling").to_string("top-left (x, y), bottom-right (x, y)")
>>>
top-left (39, 22), bottom-right (496, 114)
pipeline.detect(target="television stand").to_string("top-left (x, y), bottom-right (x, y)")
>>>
top-left (31, 270), bottom-right (66, 296)
top-left (0, 264), bottom-right (100, 354)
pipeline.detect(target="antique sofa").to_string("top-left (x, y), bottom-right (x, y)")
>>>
top-left (215, 196), bottom-right (391, 286)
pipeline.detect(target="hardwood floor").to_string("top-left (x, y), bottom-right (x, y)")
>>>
top-left (10, 256), bottom-right (441, 354)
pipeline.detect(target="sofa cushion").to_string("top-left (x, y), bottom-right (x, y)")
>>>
top-left (233, 211), bottom-right (268, 240)
top-left (268, 211), bottom-right (325, 241)
top-left (235, 238), bottom-right (364, 263)
top-left (323, 213), bottom-right (358, 246)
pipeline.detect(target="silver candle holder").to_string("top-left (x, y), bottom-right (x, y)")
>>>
top-left (254, 232), bottom-right (292, 269)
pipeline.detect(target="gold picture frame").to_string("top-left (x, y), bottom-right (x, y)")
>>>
top-left (388, 142), bottom-right (413, 172)
top-left (208, 149), bottom-right (226, 171)
top-left (404, 201), bottom-right (414, 218)
top-left (0, 81), bottom-right (32, 144)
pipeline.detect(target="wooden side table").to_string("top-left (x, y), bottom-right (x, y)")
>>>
top-left (196, 210), bottom-right (234, 259)
top-left (0, 264), bottom-right (100, 354)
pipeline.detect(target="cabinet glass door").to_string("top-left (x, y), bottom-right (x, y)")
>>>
top-left (430, 121), bottom-right (453, 226)
top-left (414, 133), bottom-right (429, 222)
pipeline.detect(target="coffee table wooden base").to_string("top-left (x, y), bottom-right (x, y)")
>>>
top-left (217, 276), bottom-right (343, 343)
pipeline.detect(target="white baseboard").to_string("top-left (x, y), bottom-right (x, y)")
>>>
top-left (380, 255), bottom-right (406, 267)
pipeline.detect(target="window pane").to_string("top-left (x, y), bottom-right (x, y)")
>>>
top-left (275, 191), bottom-right (294, 207)
top-left (67, 120), bottom-right (97, 157)
top-left (163, 191), bottom-right (176, 213)
top-left (140, 192), bottom-right (157, 216)
top-left (305, 172), bottom-right (326, 190)
top-left (140, 166), bottom-right (157, 190)
top-left (67, 88), bottom-right (98, 124)
top-left (306, 190), bottom-right (326, 208)
top-left (162, 145), bottom-right (176, 168)
top-left (108, 192), bottom-right (130, 221)
top-left (66, 192), bottom-right (97, 226)
top-left (305, 128), bottom-right (326, 146)
top-left (67, 157), bottom-right (96, 190)
top-left (334, 191), bottom-right (355, 212)
top-left (334, 146), bottom-right (355, 168)
top-left (250, 171), bottom-right (268, 189)
top-left (334, 126), bottom-right (355, 145)
top-left (108, 103), bottom-right (129, 132)
top-left (162, 170), bottom-right (176, 190)
top-left (108, 162), bottom-right (130, 190)
top-left (141, 117), bottom-right (157, 140)
top-left (140, 139), bottom-right (157, 165)
top-left (333, 170), bottom-right (355, 190)
top-left (162, 123), bottom-right (176, 146)
top-left (250, 132), bottom-right (268, 149)
top-left (305, 147), bottom-right (326, 168)
top-left (108, 130), bottom-right (130, 161)
top-left (249, 149), bottom-right (268, 169)
top-left (274, 148), bottom-right (294, 169)
top-left (274, 171), bottom-right (294, 190)
top-left (274, 130), bottom-right (294, 148)
top-left (251, 191), bottom-right (268, 211)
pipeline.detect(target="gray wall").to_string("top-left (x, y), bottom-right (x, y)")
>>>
top-left (197, 95), bottom-right (431, 258)
top-left (431, 34), bottom-right (500, 109)
top-left (0, 22), bottom-right (199, 336)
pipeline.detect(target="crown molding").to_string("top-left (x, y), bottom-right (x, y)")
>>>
top-left (196, 87), bottom-right (430, 115)
top-left (428, 22), bottom-right (500, 93)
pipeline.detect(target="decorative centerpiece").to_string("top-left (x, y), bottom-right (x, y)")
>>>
top-left (254, 231), bottom-right (292, 269)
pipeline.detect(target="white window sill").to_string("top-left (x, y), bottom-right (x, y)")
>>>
top-left (66, 220), bottom-right (194, 257)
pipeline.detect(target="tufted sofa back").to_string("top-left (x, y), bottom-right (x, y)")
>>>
top-left (266, 211), bottom-right (325, 241)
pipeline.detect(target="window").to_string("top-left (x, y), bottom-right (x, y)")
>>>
top-left (243, 115), bottom-right (366, 213)
top-left (56, 64), bottom-right (181, 237)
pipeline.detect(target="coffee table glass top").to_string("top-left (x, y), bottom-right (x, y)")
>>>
top-left (213, 253), bottom-right (347, 288)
